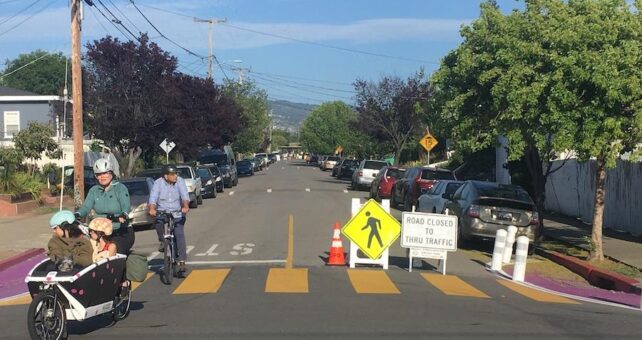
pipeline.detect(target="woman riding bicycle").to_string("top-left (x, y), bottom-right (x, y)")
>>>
top-left (148, 164), bottom-right (190, 277)
top-left (76, 159), bottom-right (134, 256)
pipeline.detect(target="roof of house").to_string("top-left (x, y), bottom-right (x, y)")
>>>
top-left (0, 86), bottom-right (38, 96)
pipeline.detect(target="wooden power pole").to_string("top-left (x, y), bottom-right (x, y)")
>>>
top-left (71, 0), bottom-right (84, 206)
top-left (193, 17), bottom-right (227, 80)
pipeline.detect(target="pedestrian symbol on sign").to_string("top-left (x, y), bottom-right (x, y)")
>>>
top-left (361, 211), bottom-right (383, 248)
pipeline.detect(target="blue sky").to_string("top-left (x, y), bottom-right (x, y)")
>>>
top-left (0, 0), bottom-right (524, 104)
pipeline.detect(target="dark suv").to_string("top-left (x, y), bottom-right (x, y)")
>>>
top-left (391, 167), bottom-right (455, 211)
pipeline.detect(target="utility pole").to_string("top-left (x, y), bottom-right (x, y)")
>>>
top-left (193, 17), bottom-right (227, 80)
top-left (71, 0), bottom-right (84, 207)
top-left (231, 60), bottom-right (250, 85)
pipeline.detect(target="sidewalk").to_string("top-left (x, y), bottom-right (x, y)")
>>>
top-left (543, 213), bottom-right (642, 271)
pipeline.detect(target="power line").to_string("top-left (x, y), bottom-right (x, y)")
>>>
top-left (0, 52), bottom-right (50, 80)
top-left (0, 0), bottom-right (40, 27)
top-left (95, 0), bottom-right (140, 41)
top-left (222, 23), bottom-right (438, 65)
top-left (87, 4), bottom-right (112, 36)
top-left (249, 70), bottom-right (353, 86)
top-left (0, 0), bottom-right (22, 6)
top-left (0, 0), bottom-right (55, 38)
top-left (249, 73), bottom-right (354, 100)
top-left (90, 1), bottom-right (132, 41)
top-left (250, 70), bottom-right (356, 94)
top-left (106, 0), bottom-right (142, 34)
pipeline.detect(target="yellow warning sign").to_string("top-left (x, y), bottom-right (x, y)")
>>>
top-left (341, 199), bottom-right (401, 259)
top-left (419, 132), bottom-right (438, 152)
top-left (335, 145), bottom-right (344, 154)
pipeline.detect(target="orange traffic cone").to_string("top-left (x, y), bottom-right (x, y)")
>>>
top-left (327, 222), bottom-right (346, 266)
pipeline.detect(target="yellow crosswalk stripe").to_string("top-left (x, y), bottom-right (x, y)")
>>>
top-left (422, 273), bottom-right (490, 298)
top-left (173, 269), bottom-right (230, 294)
top-left (131, 272), bottom-right (155, 291)
top-left (265, 268), bottom-right (309, 293)
top-left (0, 293), bottom-right (31, 306)
top-left (497, 280), bottom-right (580, 304)
top-left (347, 269), bottom-right (400, 294)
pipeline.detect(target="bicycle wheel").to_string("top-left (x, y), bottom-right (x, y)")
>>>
top-left (27, 291), bottom-right (67, 340)
top-left (112, 282), bottom-right (132, 321)
top-left (162, 239), bottom-right (173, 285)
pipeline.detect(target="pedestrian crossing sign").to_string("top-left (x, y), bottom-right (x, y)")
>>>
top-left (341, 199), bottom-right (401, 259)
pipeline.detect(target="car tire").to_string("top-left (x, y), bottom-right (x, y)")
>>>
top-left (403, 194), bottom-right (412, 212)
top-left (189, 199), bottom-right (197, 208)
top-left (212, 189), bottom-right (217, 198)
top-left (197, 193), bottom-right (203, 205)
top-left (391, 191), bottom-right (399, 209)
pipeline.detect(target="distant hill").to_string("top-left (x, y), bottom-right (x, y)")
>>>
top-left (268, 99), bottom-right (316, 132)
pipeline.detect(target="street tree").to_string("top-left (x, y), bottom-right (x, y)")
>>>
top-left (12, 122), bottom-right (61, 175)
top-left (429, 0), bottom-right (642, 260)
top-left (224, 81), bottom-right (270, 155)
top-left (300, 101), bottom-right (357, 155)
top-left (84, 34), bottom-right (178, 177)
top-left (0, 147), bottom-right (24, 193)
top-left (0, 50), bottom-right (69, 95)
top-left (353, 72), bottom-right (430, 165)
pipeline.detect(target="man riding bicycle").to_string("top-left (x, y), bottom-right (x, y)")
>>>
top-left (148, 164), bottom-right (190, 277)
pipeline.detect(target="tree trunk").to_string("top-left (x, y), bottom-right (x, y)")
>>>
top-left (523, 147), bottom-right (546, 240)
top-left (588, 155), bottom-right (606, 261)
top-left (394, 145), bottom-right (403, 166)
top-left (112, 146), bottom-right (142, 179)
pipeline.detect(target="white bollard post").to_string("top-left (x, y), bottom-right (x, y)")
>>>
top-left (512, 236), bottom-right (529, 282)
top-left (502, 225), bottom-right (518, 264)
top-left (491, 229), bottom-right (508, 271)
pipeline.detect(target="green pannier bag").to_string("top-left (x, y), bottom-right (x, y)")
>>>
top-left (126, 251), bottom-right (149, 282)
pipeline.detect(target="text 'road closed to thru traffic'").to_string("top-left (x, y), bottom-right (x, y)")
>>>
top-left (401, 212), bottom-right (458, 251)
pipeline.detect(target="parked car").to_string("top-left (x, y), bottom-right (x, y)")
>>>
top-left (255, 153), bottom-right (269, 168)
top-left (199, 164), bottom-right (224, 193)
top-left (369, 166), bottom-right (406, 200)
top-left (323, 156), bottom-right (341, 171)
top-left (135, 167), bottom-right (162, 180)
top-left (417, 180), bottom-right (464, 213)
top-left (337, 159), bottom-right (359, 180)
top-left (199, 147), bottom-right (238, 187)
top-left (236, 160), bottom-right (255, 176)
top-left (121, 177), bottom-right (155, 228)
top-left (443, 180), bottom-right (540, 249)
top-left (331, 162), bottom-right (341, 177)
top-left (351, 160), bottom-right (389, 190)
top-left (177, 164), bottom-right (203, 208)
top-left (318, 155), bottom-right (328, 169)
top-left (196, 167), bottom-right (217, 199)
top-left (308, 154), bottom-right (319, 165)
top-left (55, 166), bottom-right (98, 197)
top-left (246, 157), bottom-right (262, 171)
top-left (391, 167), bottom-right (456, 211)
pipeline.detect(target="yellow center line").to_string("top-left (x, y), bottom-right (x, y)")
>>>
top-left (287, 214), bottom-right (294, 269)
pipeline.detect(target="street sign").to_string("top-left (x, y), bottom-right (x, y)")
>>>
top-left (335, 145), bottom-right (344, 154)
top-left (410, 248), bottom-right (447, 260)
top-left (419, 132), bottom-right (438, 152)
top-left (401, 212), bottom-right (458, 251)
top-left (342, 199), bottom-right (401, 259)
top-left (159, 138), bottom-right (176, 153)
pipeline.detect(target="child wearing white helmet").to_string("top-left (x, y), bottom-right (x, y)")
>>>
top-left (88, 217), bottom-right (117, 262)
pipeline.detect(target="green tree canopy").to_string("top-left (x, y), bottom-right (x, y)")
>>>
top-left (429, 0), bottom-right (642, 260)
top-left (1, 50), bottom-right (69, 95)
top-left (13, 122), bottom-right (61, 175)
top-left (300, 101), bottom-right (358, 155)
top-left (224, 81), bottom-right (270, 155)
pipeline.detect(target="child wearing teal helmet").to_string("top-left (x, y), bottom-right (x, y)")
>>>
top-left (47, 210), bottom-right (93, 269)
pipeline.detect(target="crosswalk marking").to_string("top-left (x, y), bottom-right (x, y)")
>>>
top-left (131, 272), bottom-right (155, 291)
top-left (421, 273), bottom-right (490, 298)
top-left (497, 280), bottom-right (580, 304)
top-left (0, 293), bottom-right (31, 306)
top-left (265, 268), bottom-right (309, 293)
top-left (347, 269), bottom-right (400, 294)
top-left (173, 269), bottom-right (231, 294)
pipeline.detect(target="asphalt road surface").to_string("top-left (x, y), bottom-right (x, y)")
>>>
top-left (1, 160), bottom-right (641, 339)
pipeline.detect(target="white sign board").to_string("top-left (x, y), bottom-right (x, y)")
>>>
top-left (401, 212), bottom-right (458, 251)
top-left (410, 248), bottom-right (447, 260)
top-left (159, 138), bottom-right (176, 153)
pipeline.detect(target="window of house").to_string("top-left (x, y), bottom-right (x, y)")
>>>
top-left (3, 111), bottom-right (20, 138)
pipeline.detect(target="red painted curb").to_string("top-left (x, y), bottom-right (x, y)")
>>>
top-left (539, 249), bottom-right (641, 294)
top-left (0, 248), bottom-right (45, 271)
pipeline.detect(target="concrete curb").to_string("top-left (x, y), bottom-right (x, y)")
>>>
top-left (538, 249), bottom-right (641, 294)
top-left (0, 248), bottom-right (45, 271)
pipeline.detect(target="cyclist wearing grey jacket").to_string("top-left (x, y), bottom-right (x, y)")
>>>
top-left (148, 164), bottom-right (190, 276)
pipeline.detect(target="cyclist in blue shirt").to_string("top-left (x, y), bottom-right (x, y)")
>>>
top-left (148, 164), bottom-right (190, 277)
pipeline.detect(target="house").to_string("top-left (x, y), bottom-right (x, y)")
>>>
top-left (0, 85), bottom-right (69, 144)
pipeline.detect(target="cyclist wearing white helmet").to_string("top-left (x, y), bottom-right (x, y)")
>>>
top-left (77, 158), bottom-right (135, 255)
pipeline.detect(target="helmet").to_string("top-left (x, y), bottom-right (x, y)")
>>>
top-left (88, 217), bottom-right (113, 236)
top-left (93, 158), bottom-right (113, 175)
top-left (161, 164), bottom-right (178, 175)
top-left (49, 210), bottom-right (76, 229)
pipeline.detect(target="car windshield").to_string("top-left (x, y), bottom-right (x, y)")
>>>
top-left (197, 169), bottom-right (211, 179)
top-left (136, 169), bottom-right (162, 179)
top-left (207, 166), bottom-right (220, 176)
top-left (327, 156), bottom-right (340, 161)
top-left (445, 182), bottom-right (463, 195)
top-left (177, 167), bottom-right (192, 179)
top-left (475, 183), bottom-right (533, 203)
top-left (122, 181), bottom-right (149, 196)
top-left (364, 161), bottom-right (387, 170)
top-left (343, 160), bottom-right (358, 167)
top-left (200, 153), bottom-right (228, 166)
top-left (238, 160), bottom-right (252, 167)
top-left (386, 168), bottom-right (405, 179)
top-left (421, 170), bottom-right (455, 180)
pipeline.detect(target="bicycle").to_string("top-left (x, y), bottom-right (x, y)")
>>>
top-left (157, 210), bottom-right (183, 285)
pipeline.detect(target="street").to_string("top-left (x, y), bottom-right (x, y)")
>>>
top-left (0, 160), bottom-right (641, 339)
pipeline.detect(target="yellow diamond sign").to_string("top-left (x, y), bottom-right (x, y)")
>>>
top-left (341, 199), bottom-right (401, 259)
top-left (419, 132), bottom-right (438, 152)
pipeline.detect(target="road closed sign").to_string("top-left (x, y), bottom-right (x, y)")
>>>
top-left (401, 212), bottom-right (458, 251)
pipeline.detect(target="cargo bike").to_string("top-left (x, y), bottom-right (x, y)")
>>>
top-left (24, 254), bottom-right (132, 340)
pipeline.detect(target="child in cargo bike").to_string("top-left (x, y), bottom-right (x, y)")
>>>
top-left (87, 217), bottom-right (117, 262)
top-left (47, 210), bottom-right (93, 271)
